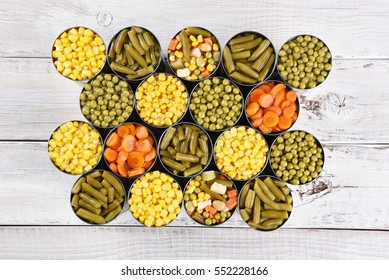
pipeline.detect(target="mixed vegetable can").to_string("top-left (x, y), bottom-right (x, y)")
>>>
top-left (49, 26), bottom-right (331, 230)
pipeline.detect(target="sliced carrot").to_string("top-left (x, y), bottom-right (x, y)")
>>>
top-left (168, 39), bottom-right (179, 50)
top-left (259, 84), bottom-right (271, 93)
top-left (263, 111), bottom-right (279, 128)
top-left (246, 102), bottom-right (259, 116)
top-left (109, 162), bottom-right (118, 174)
top-left (291, 112), bottom-right (298, 122)
top-left (204, 37), bottom-right (213, 45)
top-left (272, 125), bottom-right (281, 133)
top-left (264, 81), bottom-right (275, 89)
top-left (106, 132), bottom-right (120, 148)
top-left (269, 83), bottom-right (285, 99)
top-left (144, 147), bottom-right (156, 162)
top-left (251, 117), bottom-right (263, 128)
top-left (116, 150), bottom-right (129, 164)
top-left (259, 124), bottom-right (272, 134)
top-left (127, 151), bottom-right (145, 168)
top-left (280, 99), bottom-right (292, 110)
top-left (136, 138), bottom-right (152, 153)
top-left (250, 108), bottom-right (263, 120)
top-left (125, 123), bottom-right (136, 135)
top-left (249, 88), bottom-right (265, 102)
top-left (104, 148), bottom-right (118, 163)
top-left (122, 134), bottom-right (136, 152)
top-left (127, 167), bottom-right (145, 178)
top-left (145, 135), bottom-right (154, 146)
top-left (135, 125), bottom-right (148, 140)
top-left (117, 162), bottom-right (130, 177)
top-left (289, 101), bottom-right (297, 111)
top-left (117, 125), bottom-right (130, 138)
top-left (187, 210), bottom-right (194, 216)
top-left (209, 212), bottom-right (215, 219)
top-left (278, 115), bottom-right (292, 130)
top-left (118, 145), bottom-right (123, 152)
top-left (227, 189), bottom-right (237, 198)
top-left (201, 69), bottom-right (210, 78)
top-left (283, 105), bottom-right (296, 118)
top-left (205, 205), bottom-right (217, 215)
top-left (274, 88), bottom-right (286, 107)
top-left (265, 105), bottom-right (282, 116)
top-left (143, 160), bottom-right (154, 170)
top-left (286, 90), bottom-right (297, 102)
top-left (258, 94), bottom-right (274, 108)
top-left (225, 196), bottom-right (238, 210)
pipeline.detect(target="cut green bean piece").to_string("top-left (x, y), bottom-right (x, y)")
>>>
top-left (101, 179), bottom-right (112, 190)
top-left (125, 44), bottom-right (147, 68)
top-left (285, 195), bottom-right (293, 205)
top-left (114, 29), bottom-right (128, 54)
top-left (248, 221), bottom-right (278, 230)
top-left (179, 30), bottom-right (191, 59)
top-left (110, 62), bottom-right (136, 75)
top-left (71, 194), bottom-right (79, 208)
top-left (102, 171), bottom-right (124, 196)
top-left (231, 50), bottom-right (251, 60)
top-left (167, 146), bottom-right (177, 156)
top-left (236, 62), bottom-right (259, 79)
top-left (175, 153), bottom-right (199, 163)
top-left (137, 33), bottom-right (149, 52)
top-left (108, 187), bottom-right (114, 203)
top-left (79, 199), bottom-right (102, 215)
top-left (189, 131), bottom-right (198, 155)
top-left (230, 71), bottom-right (257, 84)
top-left (239, 183), bottom-right (250, 208)
top-left (262, 218), bottom-right (283, 227)
top-left (230, 38), bottom-right (262, 53)
top-left (240, 209), bottom-right (250, 221)
top-left (88, 171), bottom-right (102, 178)
top-left (177, 126), bottom-right (185, 141)
top-left (82, 182), bottom-right (108, 204)
top-left (223, 46), bottom-right (235, 74)
top-left (200, 156), bottom-right (208, 165)
top-left (101, 199), bottom-right (121, 216)
top-left (257, 54), bottom-right (275, 82)
top-left (261, 210), bottom-right (288, 219)
top-left (229, 34), bottom-right (255, 46)
top-left (256, 178), bottom-right (276, 201)
top-left (79, 192), bottom-right (102, 209)
top-left (72, 177), bottom-right (85, 194)
top-left (123, 44), bottom-right (135, 65)
top-left (183, 164), bottom-right (202, 177)
top-left (264, 176), bottom-right (285, 201)
top-left (143, 32), bottom-right (155, 46)
top-left (191, 212), bottom-right (205, 224)
top-left (76, 208), bottom-right (105, 224)
top-left (128, 29), bottom-right (145, 55)
top-left (105, 206), bottom-right (122, 222)
top-left (252, 195), bottom-right (261, 225)
top-left (248, 39), bottom-right (270, 62)
top-left (201, 171), bottom-right (216, 182)
top-left (99, 188), bottom-right (108, 196)
top-left (280, 186), bottom-right (290, 195)
top-left (160, 127), bottom-right (176, 149)
top-left (114, 191), bottom-right (124, 203)
top-left (87, 176), bottom-right (103, 189)
top-left (160, 149), bottom-right (174, 158)
top-left (185, 27), bottom-right (211, 37)
top-left (161, 157), bottom-right (186, 172)
top-left (245, 189), bottom-right (255, 209)
top-left (252, 47), bottom-right (273, 72)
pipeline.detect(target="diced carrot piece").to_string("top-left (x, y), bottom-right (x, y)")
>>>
top-left (259, 84), bottom-right (271, 93)
top-left (274, 88), bottom-right (286, 107)
top-left (125, 123), bottom-right (136, 135)
top-left (280, 99), bottom-right (292, 110)
top-left (264, 81), bottom-right (275, 89)
top-left (286, 90), bottom-right (297, 102)
top-left (250, 108), bottom-right (263, 120)
top-left (201, 69), bottom-right (210, 77)
top-left (122, 134), bottom-right (136, 152)
top-left (259, 124), bottom-right (272, 134)
top-left (264, 105), bottom-right (282, 116)
top-left (205, 205), bottom-right (217, 215)
top-left (145, 135), bottom-right (154, 146)
top-left (283, 105), bottom-right (296, 118)
top-left (291, 112), bottom-right (298, 122)
top-left (225, 196), bottom-right (238, 210)
top-left (278, 115), bottom-right (292, 130)
top-left (263, 112), bottom-right (279, 128)
top-left (227, 189), bottom-right (237, 198)
top-left (143, 160), bottom-right (154, 170)
top-left (204, 37), bottom-right (213, 45)
top-left (168, 39), bottom-right (179, 50)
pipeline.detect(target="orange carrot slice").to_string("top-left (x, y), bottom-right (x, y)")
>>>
top-left (291, 112), bottom-right (298, 122)
top-left (127, 167), bottom-right (145, 178)
top-left (258, 94), bottom-right (274, 108)
top-left (122, 134), bottom-right (136, 152)
top-left (286, 90), bottom-right (297, 102)
top-left (127, 151), bottom-right (145, 168)
top-left (144, 147), bottom-right (156, 162)
top-left (274, 88), bottom-right (286, 107)
top-left (117, 125), bottom-right (130, 138)
top-left (117, 162), bottom-right (130, 177)
top-left (278, 115), bottom-right (292, 130)
top-left (109, 162), bottom-right (118, 174)
top-left (259, 124), bottom-right (272, 134)
top-left (201, 69), bottom-right (210, 77)
top-left (259, 84), bottom-right (271, 93)
top-left (280, 99), bottom-right (292, 110)
top-left (251, 117), bottom-right (263, 128)
top-left (263, 112), bottom-right (279, 128)
top-left (283, 105), bottom-right (296, 118)
top-left (135, 125), bottom-right (148, 139)
top-left (269, 83), bottom-right (285, 99)
top-left (106, 132), bottom-right (120, 148)
top-left (264, 81), bottom-right (275, 89)
top-left (136, 138), bottom-right (152, 153)
top-left (246, 102), bottom-right (259, 116)
top-left (249, 88), bottom-right (265, 102)
top-left (104, 148), bottom-right (118, 163)
top-left (143, 160), bottom-right (154, 170)
top-left (250, 108), bottom-right (263, 120)
top-left (265, 105), bottom-right (282, 116)
top-left (145, 135), bottom-right (154, 146)
top-left (116, 150), bottom-right (129, 164)
top-left (125, 123), bottom-right (136, 135)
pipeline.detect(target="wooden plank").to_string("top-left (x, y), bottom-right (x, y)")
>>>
top-left (0, 58), bottom-right (388, 142)
top-left (0, 142), bottom-right (388, 229)
top-left (0, 226), bottom-right (388, 259)
top-left (0, 0), bottom-right (388, 58)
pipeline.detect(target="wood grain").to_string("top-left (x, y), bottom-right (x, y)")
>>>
top-left (0, 0), bottom-right (389, 58)
top-left (0, 226), bottom-right (388, 259)
top-left (0, 142), bottom-right (388, 229)
top-left (1, 58), bottom-right (388, 142)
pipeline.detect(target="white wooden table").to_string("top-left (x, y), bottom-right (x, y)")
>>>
top-left (0, 0), bottom-right (388, 259)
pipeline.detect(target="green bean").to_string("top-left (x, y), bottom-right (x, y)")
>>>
top-left (273, 179), bottom-right (286, 187)
top-left (144, 50), bottom-right (151, 64)
top-left (240, 209), bottom-right (250, 221)
top-left (252, 47), bottom-right (273, 72)
top-left (264, 176), bottom-right (285, 201)
top-left (160, 149), bottom-right (174, 158)
top-left (236, 62), bottom-right (259, 79)
top-left (79, 192), bottom-right (102, 209)
top-left (150, 45), bottom-right (157, 64)
top-left (285, 195), bottom-right (293, 205)
top-left (200, 156), bottom-right (208, 165)
top-left (185, 27), bottom-right (211, 37)
top-left (79, 199), bottom-right (101, 215)
top-left (257, 54), bottom-right (275, 82)
top-left (195, 147), bottom-right (205, 158)
top-left (128, 29), bottom-right (145, 55)
top-left (102, 171), bottom-right (124, 196)
top-left (183, 124), bottom-right (200, 131)
top-left (189, 131), bottom-right (198, 155)
top-left (179, 30), bottom-right (191, 59)
top-left (125, 44), bottom-right (147, 68)
top-left (175, 153), bottom-right (199, 163)
top-left (87, 175), bottom-right (103, 189)
top-left (132, 26), bottom-right (143, 33)
top-left (209, 179), bottom-right (233, 188)
top-left (248, 221), bottom-right (278, 230)
top-left (262, 218), bottom-right (284, 227)
top-left (248, 39), bottom-right (270, 62)
top-left (245, 189), bottom-right (255, 209)
top-left (253, 183), bottom-right (280, 210)
top-left (198, 138), bottom-right (208, 156)
top-left (160, 127), bottom-right (176, 149)
top-left (72, 177), bottom-right (85, 194)
top-left (81, 182), bottom-right (108, 204)
top-left (184, 126), bottom-right (193, 139)
top-left (177, 126), bottom-right (185, 141)
top-left (223, 46), bottom-right (235, 74)
top-left (262, 210), bottom-right (289, 219)
top-left (143, 31), bottom-right (155, 46)
top-left (88, 171), bottom-right (102, 178)
top-left (137, 33), bottom-right (149, 52)
top-left (183, 164), bottom-right (203, 177)
top-left (99, 188), bottom-right (108, 196)
top-left (108, 45), bottom-right (116, 60)
top-left (171, 135), bottom-right (179, 147)
top-left (179, 140), bottom-right (188, 154)
top-left (199, 184), bottom-right (226, 202)
top-left (230, 38), bottom-right (262, 53)
top-left (252, 195), bottom-right (261, 225)
top-left (229, 34), bottom-right (255, 45)
top-left (101, 179), bottom-right (112, 190)
top-left (105, 206), bottom-right (122, 222)
top-left (123, 44), bottom-right (135, 65)
top-left (126, 66), bottom-right (154, 79)
top-left (114, 190), bottom-right (124, 203)
top-left (167, 146), bottom-right (177, 156)
top-left (161, 157), bottom-right (186, 172)
top-left (101, 199), bottom-right (121, 216)
top-left (114, 29), bottom-right (128, 54)
top-left (107, 187), bottom-right (114, 203)
top-left (255, 178), bottom-right (276, 201)
top-left (239, 183), bottom-right (250, 208)
top-left (191, 211), bottom-right (205, 224)
top-left (110, 62), bottom-right (136, 75)
top-left (71, 194), bottom-right (79, 208)
top-left (76, 208), bottom-right (105, 224)
top-left (231, 50), bottom-right (251, 60)
top-left (229, 71), bottom-right (256, 84)
top-left (281, 186), bottom-right (290, 195)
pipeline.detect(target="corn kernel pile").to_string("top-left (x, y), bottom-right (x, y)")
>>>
top-left (52, 27), bottom-right (106, 80)
top-left (129, 171), bottom-right (183, 227)
top-left (136, 73), bottom-right (188, 127)
top-left (48, 121), bottom-right (102, 175)
top-left (214, 126), bottom-right (268, 180)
